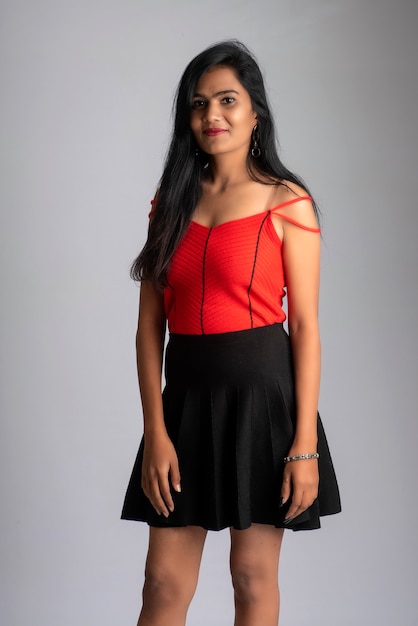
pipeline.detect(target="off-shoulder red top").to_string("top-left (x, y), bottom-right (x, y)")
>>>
top-left (150, 196), bottom-right (319, 335)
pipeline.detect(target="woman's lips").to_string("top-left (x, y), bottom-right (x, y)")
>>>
top-left (204, 128), bottom-right (227, 136)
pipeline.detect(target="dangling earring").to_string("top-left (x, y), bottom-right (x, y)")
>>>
top-left (251, 124), bottom-right (261, 158)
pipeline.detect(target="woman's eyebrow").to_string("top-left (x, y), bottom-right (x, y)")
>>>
top-left (193, 89), bottom-right (239, 98)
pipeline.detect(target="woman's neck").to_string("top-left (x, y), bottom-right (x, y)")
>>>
top-left (206, 151), bottom-right (252, 192)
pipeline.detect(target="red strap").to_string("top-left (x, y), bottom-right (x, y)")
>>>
top-left (269, 195), bottom-right (313, 213)
top-left (274, 214), bottom-right (320, 232)
top-left (270, 195), bottom-right (320, 232)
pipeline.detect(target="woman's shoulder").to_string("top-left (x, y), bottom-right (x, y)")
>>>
top-left (269, 181), bottom-right (319, 231)
top-left (270, 180), bottom-right (311, 206)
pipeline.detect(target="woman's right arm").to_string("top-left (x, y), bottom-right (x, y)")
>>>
top-left (136, 280), bottom-right (181, 518)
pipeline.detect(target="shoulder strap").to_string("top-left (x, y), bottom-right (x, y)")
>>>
top-left (270, 195), bottom-right (320, 232)
top-left (270, 195), bottom-right (313, 212)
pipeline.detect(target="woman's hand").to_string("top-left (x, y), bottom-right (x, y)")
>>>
top-left (141, 432), bottom-right (181, 518)
top-left (281, 456), bottom-right (319, 522)
top-left (135, 281), bottom-right (179, 518)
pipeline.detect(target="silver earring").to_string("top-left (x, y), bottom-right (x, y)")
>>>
top-left (251, 124), bottom-right (261, 158)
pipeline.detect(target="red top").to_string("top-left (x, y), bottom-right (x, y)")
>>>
top-left (152, 196), bottom-right (319, 335)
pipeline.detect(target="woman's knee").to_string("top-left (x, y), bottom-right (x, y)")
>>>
top-left (142, 564), bottom-right (196, 611)
top-left (229, 524), bottom-right (283, 605)
top-left (231, 562), bottom-right (279, 605)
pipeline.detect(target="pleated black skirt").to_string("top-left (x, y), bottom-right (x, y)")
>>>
top-left (121, 323), bottom-right (341, 531)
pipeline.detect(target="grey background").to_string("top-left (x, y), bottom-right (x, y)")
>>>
top-left (1, 0), bottom-right (417, 624)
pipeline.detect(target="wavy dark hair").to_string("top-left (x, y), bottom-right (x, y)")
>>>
top-left (131, 40), bottom-right (318, 287)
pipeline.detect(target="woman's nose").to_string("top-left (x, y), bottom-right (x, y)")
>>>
top-left (203, 100), bottom-right (221, 121)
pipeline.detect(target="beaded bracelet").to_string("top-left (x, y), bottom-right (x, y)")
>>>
top-left (283, 452), bottom-right (319, 463)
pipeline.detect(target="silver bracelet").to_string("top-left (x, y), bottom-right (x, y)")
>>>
top-left (283, 452), bottom-right (319, 463)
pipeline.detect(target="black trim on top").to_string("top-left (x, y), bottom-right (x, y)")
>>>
top-left (247, 213), bottom-right (270, 328)
top-left (200, 227), bottom-right (213, 335)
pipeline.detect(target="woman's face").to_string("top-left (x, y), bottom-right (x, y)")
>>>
top-left (190, 66), bottom-right (257, 157)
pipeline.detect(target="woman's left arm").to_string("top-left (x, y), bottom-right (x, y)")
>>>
top-left (278, 202), bottom-right (321, 521)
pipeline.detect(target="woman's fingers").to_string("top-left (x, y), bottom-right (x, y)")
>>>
top-left (282, 459), bottom-right (319, 522)
top-left (141, 436), bottom-right (181, 517)
top-left (280, 468), bottom-right (292, 505)
top-left (142, 458), bottom-right (181, 517)
top-left (285, 488), bottom-right (315, 521)
top-left (159, 468), bottom-right (176, 514)
top-left (143, 470), bottom-right (171, 517)
top-left (169, 458), bottom-right (181, 494)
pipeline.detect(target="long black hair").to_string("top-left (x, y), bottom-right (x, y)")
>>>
top-left (131, 40), bottom-right (317, 287)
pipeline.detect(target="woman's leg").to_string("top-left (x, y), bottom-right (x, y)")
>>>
top-left (137, 525), bottom-right (207, 626)
top-left (230, 524), bottom-right (285, 626)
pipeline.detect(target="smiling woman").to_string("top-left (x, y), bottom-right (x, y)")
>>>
top-left (190, 67), bottom-right (257, 158)
top-left (122, 40), bottom-right (341, 626)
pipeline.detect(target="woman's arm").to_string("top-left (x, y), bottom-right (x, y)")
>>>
top-left (277, 202), bottom-right (321, 521)
top-left (136, 280), bottom-right (181, 518)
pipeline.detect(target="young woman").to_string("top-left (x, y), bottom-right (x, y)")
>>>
top-left (122, 40), bottom-right (341, 626)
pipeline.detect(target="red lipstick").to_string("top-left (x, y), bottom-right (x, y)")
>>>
top-left (204, 128), bottom-right (227, 136)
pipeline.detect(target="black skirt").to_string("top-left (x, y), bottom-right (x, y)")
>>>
top-left (121, 323), bottom-right (341, 531)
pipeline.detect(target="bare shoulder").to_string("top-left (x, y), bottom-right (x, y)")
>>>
top-left (270, 180), bottom-right (311, 205)
top-left (270, 180), bottom-right (319, 232)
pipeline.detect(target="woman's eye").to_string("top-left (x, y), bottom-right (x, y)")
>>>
top-left (192, 100), bottom-right (206, 109)
top-left (222, 97), bottom-right (235, 104)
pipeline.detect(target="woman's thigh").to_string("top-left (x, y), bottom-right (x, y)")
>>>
top-left (144, 525), bottom-right (208, 593)
top-left (230, 524), bottom-right (285, 582)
